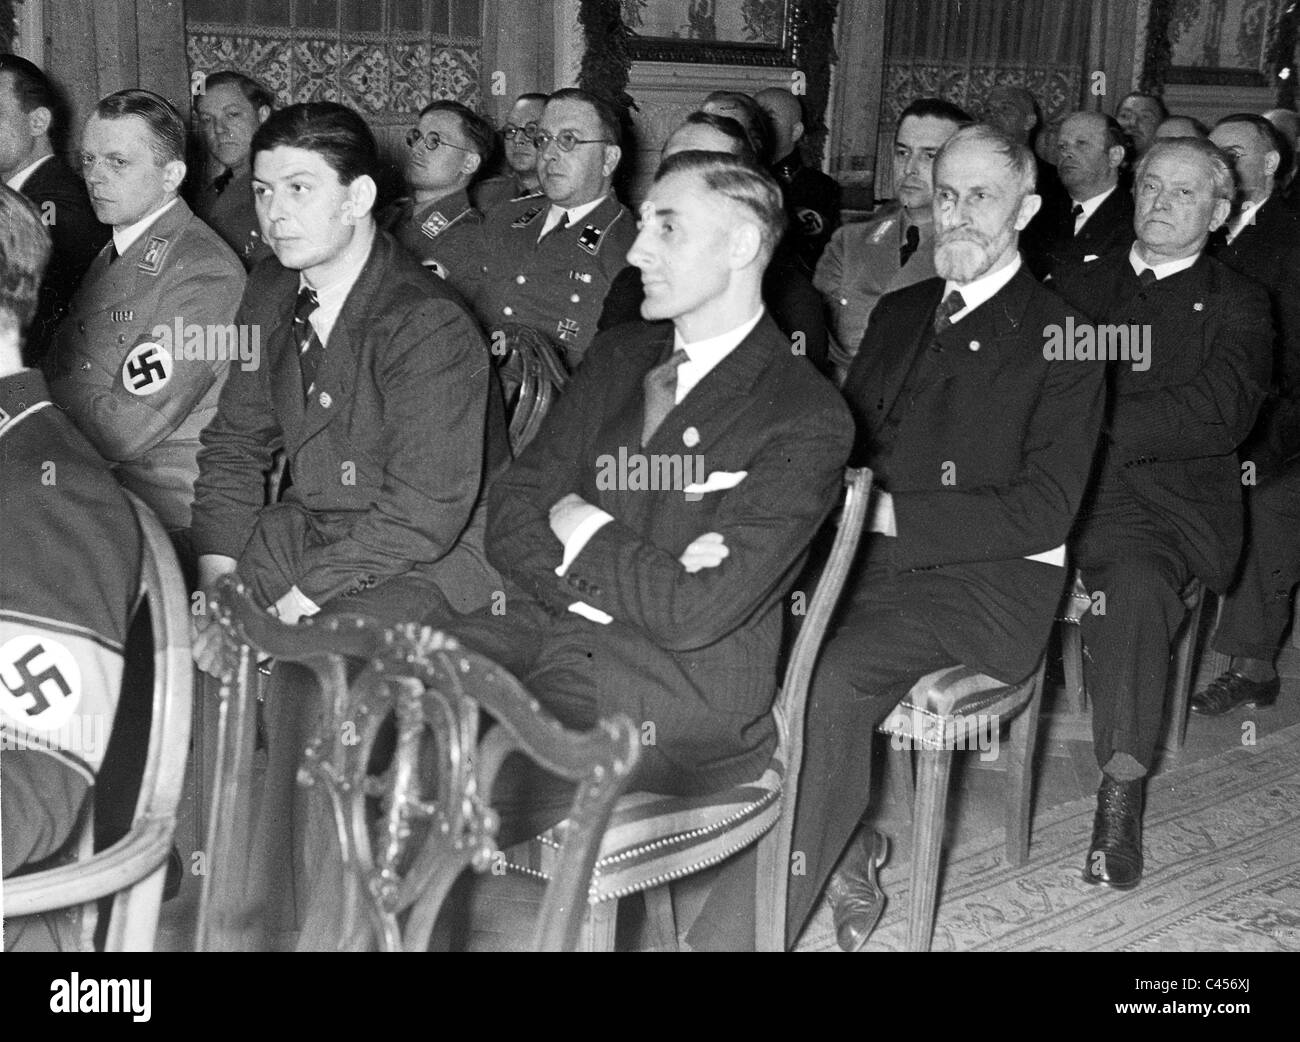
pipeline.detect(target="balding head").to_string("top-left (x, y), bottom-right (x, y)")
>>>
top-left (754, 87), bottom-right (804, 160)
top-left (985, 85), bottom-right (1039, 145)
top-left (1155, 115), bottom-right (1207, 140)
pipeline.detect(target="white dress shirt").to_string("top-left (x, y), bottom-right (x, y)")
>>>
top-left (943, 253), bottom-right (1022, 324)
top-left (5, 152), bottom-right (53, 191)
top-left (299, 226), bottom-right (373, 347)
top-left (1073, 184), bottom-right (1116, 235)
top-left (1128, 243), bottom-right (1199, 281)
top-left (112, 198), bottom-right (179, 256)
top-left (537, 195), bottom-right (607, 241)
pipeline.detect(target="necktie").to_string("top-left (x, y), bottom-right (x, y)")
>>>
top-left (213, 168), bottom-right (234, 195)
top-left (899, 224), bottom-right (920, 267)
top-left (1070, 203), bottom-right (1084, 234)
top-left (933, 290), bottom-right (966, 334)
top-left (107, 242), bottom-right (120, 265)
top-left (295, 286), bottom-right (322, 403)
top-left (539, 210), bottom-right (570, 244)
top-left (641, 349), bottom-right (689, 446)
top-left (1137, 268), bottom-right (1157, 287)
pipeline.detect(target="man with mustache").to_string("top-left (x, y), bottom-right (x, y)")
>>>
top-left (473, 89), bottom-right (635, 371)
top-left (814, 98), bottom-right (969, 368)
top-left (1053, 137), bottom-right (1271, 890)
top-left (785, 124), bottom-right (1105, 950)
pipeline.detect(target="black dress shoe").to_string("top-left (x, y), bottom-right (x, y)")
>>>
top-left (1190, 672), bottom-right (1280, 716)
top-left (825, 830), bottom-right (888, 952)
top-left (1082, 776), bottom-right (1144, 890)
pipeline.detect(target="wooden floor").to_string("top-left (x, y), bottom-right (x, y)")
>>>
top-left (138, 664), bottom-right (1297, 952)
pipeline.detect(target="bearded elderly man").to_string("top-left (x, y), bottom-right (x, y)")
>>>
top-left (781, 124), bottom-right (1106, 952)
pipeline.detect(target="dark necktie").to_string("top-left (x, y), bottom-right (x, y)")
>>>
top-left (295, 286), bottom-right (322, 403)
top-left (539, 210), bottom-right (570, 244)
top-left (933, 289), bottom-right (966, 334)
top-left (641, 348), bottom-right (689, 446)
top-left (1070, 203), bottom-right (1084, 234)
top-left (213, 168), bottom-right (234, 195)
top-left (899, 224), bottom-right (920, 267)
top-left (1137, 267), bottom-right (1157, 287)
top-left (107, 242), bottom-right (120, 265)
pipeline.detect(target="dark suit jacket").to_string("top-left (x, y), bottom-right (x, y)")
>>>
top-left (19, 156), bottom-right (110, 366)
top-left (1024, 184), bottom-right (1134, 279)
top-left (192, 230), bottom-right (503, 611)
top-left (1209, 193), bottom-right (1300, 472)
top-left (484, 314), bottom-right (853, 794)
top-left (842, 266), bottom-right (1106, 678)
top-left (1054, 251), bottom-right (1273, 591)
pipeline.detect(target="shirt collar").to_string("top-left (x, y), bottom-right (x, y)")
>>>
top-left (1226, 196), bottom-right (1267, 243)
top-left (541, 194), bottom-right (607, 238)
top-left (113, 198), bottom-right (179, 257)
top-left (5, 153), bottom-right (54, 192)
top-left (1074, 184), bottom-right (1117, 226)
top-left (674, 308), bottom-right (765, 361)
top-left (1128, 242), bottom-right (1200, 280)
top-left (298, 229), bottom-right (374, 345)
top-left (943, 253), bottom-right (1022, 322)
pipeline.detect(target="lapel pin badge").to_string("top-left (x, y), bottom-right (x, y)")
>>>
top-left (969, 340), bottom-right (980, 351)
top-left (318, 391), bottom-right (332, 408)
top-left (1194, 302), bottom-right (1204, 311)
top-left (683, 426), bottom-right (700, 447)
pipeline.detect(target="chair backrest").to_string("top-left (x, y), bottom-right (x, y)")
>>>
top-left (2, 491), bottom-right (193, 952)
top-left (757, 466), bottom-right (873, 950)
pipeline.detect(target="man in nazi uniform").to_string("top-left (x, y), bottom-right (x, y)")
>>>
top-left (46, 88), bottom-right (245, 552)
top-left (473, 88), bottom-right (636, 371)
top-left (0, 184), bottom-right (141, 876)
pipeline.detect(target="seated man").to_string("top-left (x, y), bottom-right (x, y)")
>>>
top-left (1053, 137), bottom-right (1271, 889)
top-left (0, 55), bottom-right (108, 366)
top-left (814, 98), bottom-right (968, 363)
top-left (192, 70), bottom-right (275, 268)
top-left (787, 125), bottom-right (1105, 951)
top-left (382, 100), bottom-right (493, 301)
top-left (598, 111), bottom-right (831, 376)
top-left (46, 89), bottom-right (246, 551)
top-left (435, 152), bottom-right (852, 883)
top-left (471, 92), bottom-right (546, 211)
top-left (1116, 92), bottom-right (1167, 161)
top-left (473, 88), bottom-right (636, 371)
top-left (0, 185), bottom-right (140, 876)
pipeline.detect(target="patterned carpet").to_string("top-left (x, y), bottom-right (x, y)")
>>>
top-left (798, 723), bottom-right (1300, 952)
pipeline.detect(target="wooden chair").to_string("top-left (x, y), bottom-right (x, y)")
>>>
top-left (877, 657), bottom-right (1048, 952)
top-left (3, 491), bottom-right (193, 951)
top-left (501, 467), bottom-right (874, 951)
top-left (195, 578), bottom-right (639, 952)
top-left (497, 322), bottom-right (569, 454)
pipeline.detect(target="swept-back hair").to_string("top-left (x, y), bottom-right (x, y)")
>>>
top-left (251, 102), bottom-right (378, 185)
top-left (654, 150), bottom-right (786, 260)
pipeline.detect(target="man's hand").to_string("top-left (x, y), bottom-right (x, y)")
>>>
top-left (549, 492), bottom-right (597, 544)
top-left (679, 532), bottom-right (729, 573)
top-left (869, 490), bottom-right (897, 537)
top-left (192, 553), bottom-right (238, 678)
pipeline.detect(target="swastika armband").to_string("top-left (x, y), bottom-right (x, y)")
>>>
top-left (120, 341), bottom-right (173, 396)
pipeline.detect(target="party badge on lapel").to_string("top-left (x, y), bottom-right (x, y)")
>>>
top-left (1194, 302), bottom-right (1204, 311)
top-left (683, 426), bottom-right (700, 448)
top-left (138, 235), bottom-right (171, 275)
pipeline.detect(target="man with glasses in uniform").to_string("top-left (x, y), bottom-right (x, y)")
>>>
top-left (473, 92), bottom-right (547, 211)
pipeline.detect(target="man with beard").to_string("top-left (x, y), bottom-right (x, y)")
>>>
top-left (783, 124), bottom-right (1105, 951)
top-left (1053, 137), bottom-right (1271, 890)
top-left (472, 92), bottom-right (546, 211)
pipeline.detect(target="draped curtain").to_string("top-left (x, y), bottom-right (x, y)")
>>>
top-left (875, 0), bottom-right (1094, 195)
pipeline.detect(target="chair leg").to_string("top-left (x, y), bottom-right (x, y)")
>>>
top-left (1166, 592), bottom-right (1207, 753)
top-left (907, 747), bottom-right (954, 953)
top-left (886, 740), bottom-right (915, 814)
top-left (579, 899), bottom-right (618, 952)
top-left (643, 884), bottom-right (678, 951)
top-left (1060, 622), bottom-right (1087, 712)
top-left (1005, 665), bottom-right (1045, 867)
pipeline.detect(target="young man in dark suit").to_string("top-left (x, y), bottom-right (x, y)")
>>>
top-left (1053, 137), bottom-right (1272, 890)
top-left (787, 124), bottom-right (1106, 951)
top-left (435, 150), bottom-right (852, 871)
top-left (0, 55), bottom-right (108, 366)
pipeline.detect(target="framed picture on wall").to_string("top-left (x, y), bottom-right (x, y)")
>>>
top-left (1165, 0), bottom-right (1280, 86)
top-left (623, 0), bottom-right (799, 66)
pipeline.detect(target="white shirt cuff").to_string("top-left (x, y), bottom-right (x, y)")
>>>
top-left (286, 585), bottom-right (322, 616)
top-left (554, 510), bottom-right (615, 577)
top-left (566, 601), bottom-right (614, 625)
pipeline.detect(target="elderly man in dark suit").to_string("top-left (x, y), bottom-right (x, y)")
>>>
top-left (787, 124), bottom-right (1106, 951)
top-left (1054, 137), bottom-right (1272, 890)
top-left (433, 152), bottom-right (852, 911)
top-left (0, 55), bottom-right (108, 366)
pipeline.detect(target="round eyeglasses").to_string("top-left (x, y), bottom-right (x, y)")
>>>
top-left (533, 130), bottom-right (611, 153)
top-left (405, 127), bottom-right (475, 154)
top-left (502, 122), bottom-right (539, 142)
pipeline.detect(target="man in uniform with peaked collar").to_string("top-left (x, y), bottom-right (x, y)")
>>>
top-left (472, 92), bottom-right (547, 211)
top-left (383, 99), bottom-right (493, 302)
top-left (428, 152), bottom-right (852, 946)
top-left (781, 125), bottom-right (1105, 951)
top-left (0, 55), bottom-right (109, 366)
top-left (192, 70), bottom-right (274, 269)
top-left (0, 185), bottom-right (141, 878)
top-left (473, 88), bottom-right (636, 371)
top-left (755, 86), bottom-right (840, 272)
top-left (1024, 110), bottom-right (1134, 278)
top-left (814, 98), bottom-right (969, 370)
top-left (46, 88), bottom-right (245, 552)
top-left (1053, 137), bottom-right (1271, 892)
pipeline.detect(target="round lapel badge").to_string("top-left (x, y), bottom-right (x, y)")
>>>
top-left (683, 426), bottom-right (700, 447)
top-left (121, 341), bottom-right (173, 396)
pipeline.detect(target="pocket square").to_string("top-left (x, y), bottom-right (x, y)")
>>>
top-left (683, 470), bottom-right (748, 497)
top-left (1083, 254), bottom-right (1100, 263)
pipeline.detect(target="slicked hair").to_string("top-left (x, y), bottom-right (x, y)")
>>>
top-left (1215, 112), bottom-right (1285, 159)
top-left (0, 54), bottom-right (58, 118)
top-left (1136, 137), bottom-right (1235, 203)
top-left (898, 97), bottom-right (973, 129)
top-left (417, 99), bottom-right (495, 161)
top-left (94, 89), bottom-right (187, 166)
top-left (0, 183), bottom-right (52, 331)
top-left (546, 87), bottom-right (622, 148)
top-left (935, 122), bottom-right (1037, 196)
top-left (673, 111), bottom-right (758, 164)
top-left (654, 150), bottom-right (786, 261)
top-left (251, 102), bottom-right (378, 185)
top-left (199, 69), bottom-right (275, 113)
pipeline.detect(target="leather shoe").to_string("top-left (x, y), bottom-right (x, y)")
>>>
top-left (1082, 776), bottom-right (1144, 890)
top-left (1191, 671), bottom-right (1280, 716)
top-left (825, 830), bottom-right (888, 951)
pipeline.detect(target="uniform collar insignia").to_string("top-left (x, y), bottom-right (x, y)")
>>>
top-left (577, 224), bottom-right (603, 255)
top-left (420, 210), bottom-right (450, 237)
top-left (512, 205), bottom-right (544, 228)
top-left (138, 235), bottom-right (171, 275)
